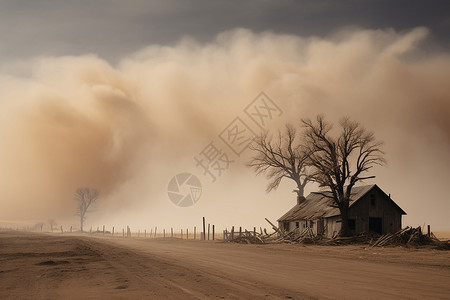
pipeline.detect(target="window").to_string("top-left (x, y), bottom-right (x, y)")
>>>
top-left (310, 221), bottom-right (315, 228)
top-left (370, 194), bottom-right (376, 207)
top-left (283, 222), bottom-right (289, 231)
top-left (295, 222), bottom-right (300, 228)
top-left (348, 219), bottom-right (356, 230)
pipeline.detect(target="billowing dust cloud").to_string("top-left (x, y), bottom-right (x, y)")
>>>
top-left (1, 27), bottom-right (449, 229)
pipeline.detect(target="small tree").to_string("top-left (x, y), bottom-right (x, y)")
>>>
top-left (34, 222), bottom-right (44, 232)
top-left (249, 124), bottom-right (310, 199)
top-left (75, 188), bottom-right (99, 232)
top-left (48, 219), bottom-right (57, 232)
top-left (302, 116), bottom-right (385, 236)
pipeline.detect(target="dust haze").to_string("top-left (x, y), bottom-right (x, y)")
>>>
top-left (1, 27), bottom-right (449, 230)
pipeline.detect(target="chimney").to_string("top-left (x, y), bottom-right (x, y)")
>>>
top-left (297, 195), bottom-right (306, 205)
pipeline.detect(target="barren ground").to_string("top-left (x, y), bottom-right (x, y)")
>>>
top-left (0, 231), bottom-right (449, 299)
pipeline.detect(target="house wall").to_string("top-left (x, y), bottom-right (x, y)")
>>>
top-left (279, 220), bottom-right (317, 234)
top-left (348, 187), bottom-right (403, 235)
top-left (324, 187), bottom-right (403, 237)
top-left (325, 216), bottom-right (341, 238)
top-left (279, 186), bottom-right (404, 237)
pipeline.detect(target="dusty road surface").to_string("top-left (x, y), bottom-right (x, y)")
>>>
top-left (1, 232), bottom-right (449, 299)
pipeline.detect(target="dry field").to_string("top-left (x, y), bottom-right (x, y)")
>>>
top-left (0, 231), bottom-right (449, 299)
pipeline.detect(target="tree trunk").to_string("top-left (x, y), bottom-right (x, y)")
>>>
top-left (297, 185), bottom-right (304, 197)
top-left (80, 215), bottom-right (84, 232)
top-left (338, 203), bottom-right (351, 237)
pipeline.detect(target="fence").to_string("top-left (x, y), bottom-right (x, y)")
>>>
top-left (1, 216), bottom-right (273, 241)
top-left (222, 226), bottom-right (269, 241)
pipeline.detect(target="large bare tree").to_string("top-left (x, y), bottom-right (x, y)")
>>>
top-left (75, 188), bottom-right (99, 232)
top-left (302, 115), bottom-right (385, 236)
top-left (249, 124), bottom-right (310, 200)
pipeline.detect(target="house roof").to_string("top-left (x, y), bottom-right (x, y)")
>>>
top-left (277, 184), bottom-right (406, 222)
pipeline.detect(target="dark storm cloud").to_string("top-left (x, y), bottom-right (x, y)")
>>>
top-left (0, 0), bottom-right (449, 62)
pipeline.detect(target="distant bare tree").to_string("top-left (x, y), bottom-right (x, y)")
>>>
top-left (249, 124), bottom-right (310, 199)
top-left (47, 219), bottom-right (57, 232)
top-left (34, 222), bottom-right (44, 232)
top-left (74, 188), bottom-right (99, 232)
top-left (302, 115), bottom-right (385, 236)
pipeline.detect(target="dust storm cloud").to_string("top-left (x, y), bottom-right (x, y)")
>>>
top-left (0, 27), bottom-right (449, 229)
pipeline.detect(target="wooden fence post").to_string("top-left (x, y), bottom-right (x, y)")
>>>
top-left (112, 226), bottom-right (114, 236)
top-left (181, 229), bottom-right (183, 239)
top-left (123, 228), bottom-right (125, 237)
top-left (213, 225), bottom-right (215, 240)
top-left (171, 228), bottom-right (173, 238)
top-left (164, 229), bottom-right (165, 238)
top-left (253, 227), bottom-right (256, 236)
top-left (208, 224), bottom-right (210, 240)
top-left (187, 228), bottom-right (189, 240)
top-left (239, 226), bottom-right (242, 237)
top-left (194, 226), bottom-right (196, 240)
top-left (150, 228), bottom-right (153, 237)
top-left (202, 217), bottom-right (206, 240)
top-left (60, 225), bottom-right (63, 233)
top-left (144, 229), bottom-right (146, 238)
top-left (427, 225), bottom-right (431, 237)
top-left (103, 225), bottom-right (105, 235)
top-left (231, 226), bottom-right (235, 239)
top-left (154, 226), bottom-right (157, 237)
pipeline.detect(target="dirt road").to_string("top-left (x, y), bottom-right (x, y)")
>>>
top-left (1, 232), bottom-right (449, 299)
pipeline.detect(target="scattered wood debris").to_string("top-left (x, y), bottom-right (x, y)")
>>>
top-left (227, 230), bottom-right (266, 244)
top-left (226, 220), bottom-right (450, 250)
top-left (370, 226), bottom-right (450, 249)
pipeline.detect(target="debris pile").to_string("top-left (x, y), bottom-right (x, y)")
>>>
top-left (370, 226), bottom-right (450, 249)
top-left (228, 230), bottom-right (265, 244)
top-left (227, 220), bottom-right (450, 249)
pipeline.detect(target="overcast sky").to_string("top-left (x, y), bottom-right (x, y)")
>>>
top-left (1, 0), bottom-right (449, 62)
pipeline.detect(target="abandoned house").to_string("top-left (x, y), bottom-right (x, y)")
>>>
top-left (278, 184), bottom-right (406, 238)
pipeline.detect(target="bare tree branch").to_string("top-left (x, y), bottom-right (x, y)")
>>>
top-left (302, 115), bottom-right (385, 236)
top-left (248, 124), bottom-right (310, 198)
top-left (75, 188), bottom-right (99, 232)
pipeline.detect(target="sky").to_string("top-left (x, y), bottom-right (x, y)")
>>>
top-left (0, 0), bottom-right (449, 232)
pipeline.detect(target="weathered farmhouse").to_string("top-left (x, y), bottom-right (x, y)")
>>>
top-left (278, 184), bottom-right (406, 238)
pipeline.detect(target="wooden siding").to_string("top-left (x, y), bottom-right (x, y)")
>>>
top-left (281, 185), bottom-right (404, 237)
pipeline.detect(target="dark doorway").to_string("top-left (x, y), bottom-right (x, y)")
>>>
top-left (369, 218), bottom-right (382, 234)
top-left (348, 219), bottom-right (356, 230)
top-left (317, 219), bottom-right (324, 235)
